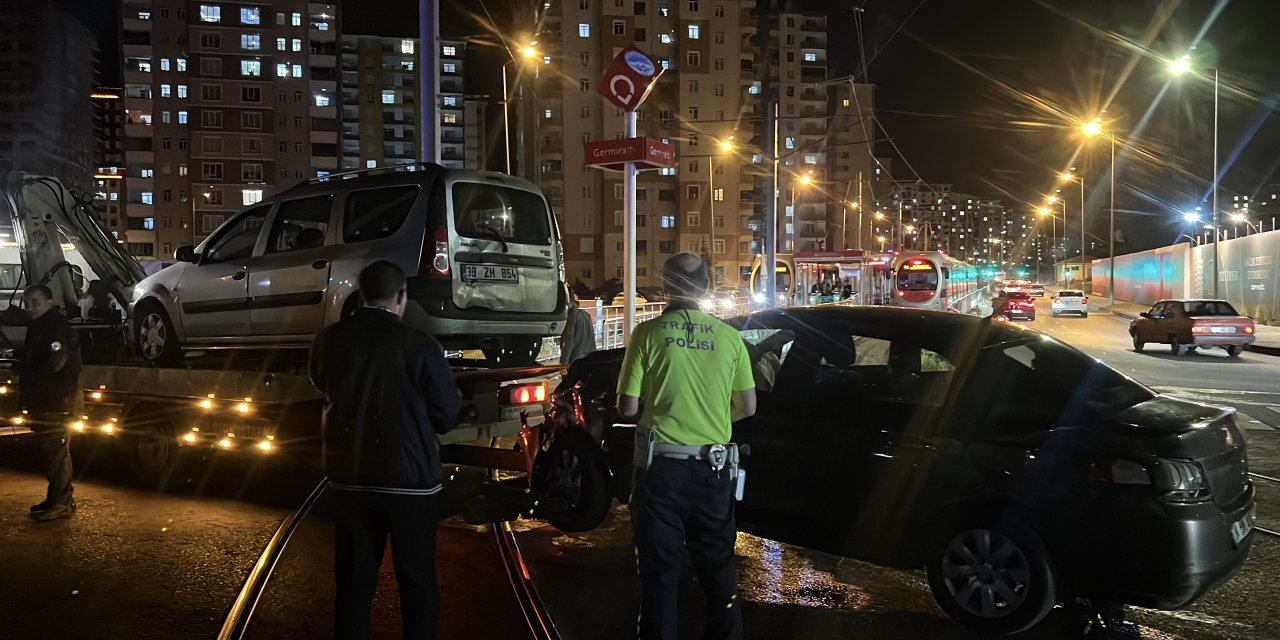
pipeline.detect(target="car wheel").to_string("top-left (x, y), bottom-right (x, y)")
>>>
top-left (1169, 335), bottom-right (1190, 356)
top-left (127, 413), bottom-right (200, 490)
top-left (926, 517), bottom-right (1057, 636)
top-left (1226, 345), bottom-right (1243, 358)
top-left (1051, 311), bottom-right (1059, 317)
top-left (1081, 312), bottom-right (1088, 318)
top-left (532, 428), bottom-right (612, 532)
top-left (1132, 334), bottom-right (1144, 352)
top-left (134, 301), bottom-right (182, 366)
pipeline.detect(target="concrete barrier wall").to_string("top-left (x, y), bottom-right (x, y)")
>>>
top-left (1094, 228), bottom-right (1280, 324)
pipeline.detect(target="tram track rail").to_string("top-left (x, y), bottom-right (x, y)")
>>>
top-left (216, 476), bottom-right (559, 640)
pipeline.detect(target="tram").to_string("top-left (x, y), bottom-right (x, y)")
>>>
top-left (890, 251), bottom-right (984, 314)
top-left (748, 254), bottom-right (797, 306)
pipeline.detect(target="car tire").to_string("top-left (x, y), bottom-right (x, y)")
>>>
top-left (1131, 332), bottom-right (1145, 353)
top-left (1081, 312), bottom-right (1088, 318)
top-left (1051, 311), bottom-right (1059, 317)
top-left (134, 301), bottom-right (182, 367)
top-left (127, 412), bottom-right (199, 490)
top-left (532, 428), bottom-right (612, 532)
top-left (926, 516), bottom-right (1057, 636)
top-left (1226, 345), bottom-right (1243, 358)
top-left (1170, 335), bottom-right (1187, 356)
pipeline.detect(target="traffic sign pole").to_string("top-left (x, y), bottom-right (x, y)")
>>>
top-left (623, 110), bottom-right (638, 343)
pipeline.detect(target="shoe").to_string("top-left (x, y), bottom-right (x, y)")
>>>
top-left (30, 500), bottom-right (74, 522)
top-left (30, 500), bottom-right (53, 513)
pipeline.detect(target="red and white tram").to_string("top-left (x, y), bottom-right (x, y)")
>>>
top-left (891, 251), bottom-right (984, 314)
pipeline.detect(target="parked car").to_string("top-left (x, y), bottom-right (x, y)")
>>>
top-left (132, 165), bottom-right (568, 366)
top-left (1029, 283), bottom-right (1045, 297)
top-left (610, 293), bottom-right (649, 306)
top-left (994, 291), bottom-right (1036, 321)
top-left (1051, 289), bottom-right (1088, 317)
top-left (549, 306), bottom-right (1254, 635)
top-left (1002, 281), bottom-right (1024, 294)
top-left (1130, 299), bottom-right (1255, 357)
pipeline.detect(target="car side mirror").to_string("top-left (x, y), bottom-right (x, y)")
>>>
top-left (175, 245), bottom-right (196, 262)
top-left (1139, 312), bottom-right (1150, 318)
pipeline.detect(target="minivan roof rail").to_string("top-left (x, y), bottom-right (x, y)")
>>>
top-left (306, 163), bottom-right (443, 184)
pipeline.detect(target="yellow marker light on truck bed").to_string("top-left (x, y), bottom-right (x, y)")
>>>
top-left (235, 402), bottom-right (251, 414)
top-left (182, 432), bottom-right (196, 443)
top-left (70, 421), bottom-right (85, 432)
top-left (13, 416), bottom-right (23, 425)
top-left (101, 424), bottom-right (114, 435)
top-left (218, 438), bottom-right (233, 449)
top-left (90, 391), bottom-right (103, 400)
top-left (257, 440), bottom-right (273, 452)
top-left (199, 399), bottom-right (213, 410)
top-left (0, 385), bottom-right (9, 394)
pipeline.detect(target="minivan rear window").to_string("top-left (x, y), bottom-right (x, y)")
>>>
top-left (343, 186), bottom-right (419, 243)
top-left (452, 183), bottom-right (552, 246)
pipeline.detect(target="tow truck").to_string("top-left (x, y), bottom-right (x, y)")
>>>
top-left (0, 172), bottom-right (613, 532)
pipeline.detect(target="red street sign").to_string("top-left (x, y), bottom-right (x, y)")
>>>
top-left (584, 137), bottom-right (676, 171)
top-left (597, 45), bottom-right (663, 111)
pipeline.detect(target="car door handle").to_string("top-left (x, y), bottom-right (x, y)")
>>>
top-left (232, 271), bottom-right (246, 281)
top-left (312, 259), bottom-right (328, 269)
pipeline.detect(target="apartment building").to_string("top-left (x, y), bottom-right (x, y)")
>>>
top-left (826, 80), bottom-right (878, 252)
top-left (117, 1), bottom-right (339, 260)
top-left (0, 2), bottom-right (96, 191)
top-left (339, 36), bottom-right (466, 170)
top-left (538, 0), bottom-right (760, 290)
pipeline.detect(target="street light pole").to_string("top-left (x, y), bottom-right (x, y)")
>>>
top-left (1212, 67), bottom-right (1220, 298)
top-left (1108, 132), bottom-right (1115, 305)
top-left (501, 62), bottom-right (512, 175)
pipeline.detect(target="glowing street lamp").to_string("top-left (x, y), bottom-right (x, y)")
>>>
top-left (503, 40), bottom-right (540, 176)
top-left (1169, 51), bottom-right (1220, 296)
top-left (1082, 116), bottom-right (1118, 304)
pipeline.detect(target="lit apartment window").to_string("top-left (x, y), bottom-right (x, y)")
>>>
top-left (242, 189), bottom-right (263, 205)
top-left (141, 192), bottom-right (154, 204)
top-left (240, 60), bottom-right (261, 77)
top-left (143, 217), bottom-right (155, 230)
top-left (276, 37), bottom-right (286, 51)
top-left (178, 110), bottom-right (188, 124)
top-left (688, 24), bottom-right (700, 39)
top-left (578, 23), bottom-right (590, 37)
top-left (660, 215), bottom-right (675, 228)
top-left (804, 154), bottom-right (817, 164)
top-left (292, 64), bottom-right (302, 76)
top-left (160, 58), bottom-right (170, 71)
top-left (159, 84), bottom-right (171, 97)
top-left (277, 63), bottom-right (289, 77)
top-left (442, 63), bottom-right (456, 73)
top-left (804, 52), bottom-right (817, 62)
top-left (442, 96), bottom-right (457, 107)
top-left (442, 45), bottom-right (456, 56)
top-left (291, 12), bottom-right (302, 26)
top-left (314, 93), bottom-right (330, 107)
top-left (401, 39), bottom-right (414, 54)
top-left (382, 91), bottom-right (395, 104)
top-left (199, 5), bottom-right (220, 23)
top-left (177, 58), bottom-right (187, 71)
top-left (177, 84), bottom-right (188, 98)
top-left (241, 34), bottom-right (260, 50)
top-left (544, 109), bottom-right (552, 118)
top-left (443, 113), bottom-right (457, 124)
top-left (240, 7), bottom-right (260, 24)
top-left (660, 34), bottom-right (671, 44)
top-left (292, 39), bottom-right (302, 52)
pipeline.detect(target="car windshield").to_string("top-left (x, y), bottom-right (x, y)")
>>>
top-left (896, 264), bottom-right (938, 291)
top-left (452, 183), bottom-right (553, 246)
top-left (1060, 290), bottom-right (1083, 297)
top-left (1184, 301), bottom-right (1239, 316)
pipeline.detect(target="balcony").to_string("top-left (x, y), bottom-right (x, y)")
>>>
top-left (310, 130), bottom-right (338, 144)
top-left (122, 18), bottom-right (150, 33)
top-left (309, 54), bottom-right (337, 68)
top-left (124, 123), bottom-right (153, 139)
top-left (310, 105), bottom-right (338, 119)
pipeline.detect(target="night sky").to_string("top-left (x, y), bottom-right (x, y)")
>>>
top-left (72, 0), bottom-right (1280, 252)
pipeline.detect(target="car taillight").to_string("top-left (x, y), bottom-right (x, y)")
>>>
top-left (1192, 326), bottom-right (1205, 334)
top-left (503, 382), bottom-right (547, 405)
top-left (1081, 297), bottom-right (1088, 304)
top-left (422, 227), bottom-right (449, 275)
top-left (1150, 458), bottom-right (1210, 502)
top-left (1246, 325), bottom-right (1254, 334)
top-left (556, 240), bottom-right (565, 283)
top-left (1091, 457), bottom-right (1151, 486)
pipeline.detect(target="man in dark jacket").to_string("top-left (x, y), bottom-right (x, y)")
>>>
top-left (1, 285), bottom-right (81, 522)
top-left (308, 261), bottom-right (461, 640)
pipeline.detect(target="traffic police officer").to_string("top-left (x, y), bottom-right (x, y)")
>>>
top-left (1, 285), bottom-right (81, 521)
top-left (617, 253), bottom-right (757, 640)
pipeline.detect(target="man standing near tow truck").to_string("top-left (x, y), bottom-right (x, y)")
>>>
top-left (617, 253), bottom-right (757, 640)
top-left (309, 261), bottom-right (461, 640)
top-left (0, 285), bottom-right (81, 522)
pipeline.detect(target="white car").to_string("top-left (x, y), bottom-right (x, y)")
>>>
top-left (1051, 290), bottom-right (1089, 317)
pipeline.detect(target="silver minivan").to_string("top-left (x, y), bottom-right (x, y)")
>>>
top-left (131, 165), bottom-right (567, 366)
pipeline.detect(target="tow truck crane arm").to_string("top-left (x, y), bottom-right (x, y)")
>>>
top-left (0, 172), bottom-right (145, 318)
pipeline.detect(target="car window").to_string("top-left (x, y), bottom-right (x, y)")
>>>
top-left (265, 195), bottom-right (334, 253)
top-left (777, 325), bottom-right (956, 409)
top-left (202, 206), bottom-right (270, 263)
top-left (342, 186), bottom-right (419, 243)
top-left (975, 337), bottom-right (1154, 434)
top-left (1185, 301), bottom-right (1238, 316)
top-left (453, 182), bottom-right (553, 246)
top-left (738, 328), bottom-right (796, 392)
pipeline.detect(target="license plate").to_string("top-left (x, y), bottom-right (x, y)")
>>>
top-left (1230, 510), bottom-right (1254, 545)
top-left (463, 264), bottom-right (518, 283)
top-left (1211, 326), bottom-right (1236, 334)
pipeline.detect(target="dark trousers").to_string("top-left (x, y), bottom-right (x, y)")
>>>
top-left (32, 413), bottom-right (73, 505)
top-left (631, 457), bottom-right (743, 640)
top-left (333, 489), bottom-right (441, 640)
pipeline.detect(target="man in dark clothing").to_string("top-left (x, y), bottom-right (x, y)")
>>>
top-left (0, 285), bottom-right (81, 521)
top-left (559, 292), bottom-right (597, 366)
top-left (308, 261), bottom-right (461, 640)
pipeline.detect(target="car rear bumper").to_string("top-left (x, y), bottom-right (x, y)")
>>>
top-left (1083, 484), bottom-right (1254, 609)
top-left (1052, 305), bottom-right (1087, 313)
top-left (1192, 335), bottom-right (1256, 346)
top-left (407, 277), bottom-right (568, 337)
